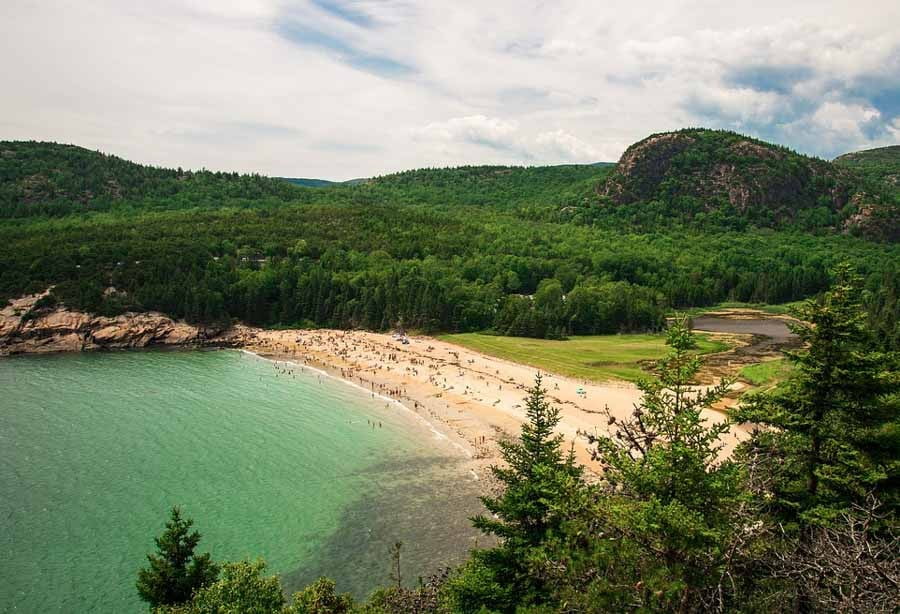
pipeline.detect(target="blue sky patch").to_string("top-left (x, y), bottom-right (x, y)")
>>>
top-left (724, 64), bottom-right (814, 95)
top-left (310, 0), bottom-right (375, 28)
top-left (277, 21), bottom-right (416, 78)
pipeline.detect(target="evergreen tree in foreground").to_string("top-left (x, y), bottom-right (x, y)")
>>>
top-left (447, 374), bottom-right (583, 612)
top-left (552, 317), bottom-right (756, 612)
top-left (736, 263), bottom-right (900, 527)
top-left (136, 506), bottom-right (220, 609)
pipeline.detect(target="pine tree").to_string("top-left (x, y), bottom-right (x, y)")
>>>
top-left (136, 506), bottom-right (219, 609)
top-left (566, 316), bottom-right (753, 612)
top-left (474, 374), bottom-right (582, 545)
top-left (737, 263), bottom-right (899, 527)
top-left (452, 374), bottom-right (583, 611)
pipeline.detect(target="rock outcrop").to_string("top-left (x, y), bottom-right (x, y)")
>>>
top-left (0, 291), bottom-right (213, 355)
top-left (599, 128), bottom-right (858, 223)
top-left (841, 195), bottom-right (900, 242)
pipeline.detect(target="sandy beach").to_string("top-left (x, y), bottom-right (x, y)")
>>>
top-left (236, 327), bottom-right (751, 478)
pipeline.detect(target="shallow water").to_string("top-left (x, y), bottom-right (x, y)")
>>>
top-left (0, 350), bottom-right (485, 612)
top-left (692, 316), bottom-right (796, 340)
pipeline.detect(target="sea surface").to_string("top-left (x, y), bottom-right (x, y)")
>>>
top-left (0, 349), bottom-right (485, 612)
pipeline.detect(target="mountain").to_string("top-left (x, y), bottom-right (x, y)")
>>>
top-left (4, 136), bottom-right (898, 240)
top-left (0, 134), bottom-right (898, 349)
top-left (834, 145), bottom-right (900, 187)
top-left (0, 141), bottom-right (304, 218)
top-left (598, 128), bottom-right (898, 239)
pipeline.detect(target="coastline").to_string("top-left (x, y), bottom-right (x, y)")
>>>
top-left (241, 347), bottom-right (480, 470)
top-left (2, 294), bottom-right (752, 480)
top-left (235, 328), bottom-right (750, 475)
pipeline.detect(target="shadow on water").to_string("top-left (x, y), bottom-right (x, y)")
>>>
top-left (282, 453), bottom-right (493, 599)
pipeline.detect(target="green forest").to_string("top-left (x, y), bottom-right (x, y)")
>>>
top-left (2, 134), bottom-right (899, 348)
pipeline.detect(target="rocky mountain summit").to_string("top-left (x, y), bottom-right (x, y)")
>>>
top-left (599, 129), bottom-right (898, 239)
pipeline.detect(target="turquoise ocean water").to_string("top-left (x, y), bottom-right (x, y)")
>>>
top-left (0, 349), bottom-right (484, 612)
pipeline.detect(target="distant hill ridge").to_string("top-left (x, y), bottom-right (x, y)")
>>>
top-left (2, 134), bottom-right (897, 240)
top-left (281, 177), bottom-right (368, 188)
top-left (599, 128), bottom-right (898, 240)
top-left (0, 140), bottom-right (302, 217)
top-left (0, 141), bottom-right (613, 217)
top-left (834, 145), bottom-right (900, 187)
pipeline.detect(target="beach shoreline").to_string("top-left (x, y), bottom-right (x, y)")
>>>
top-left (2, 293), bottom-right (753, 481)
top-left (232, 327), bottom-right (751, 479)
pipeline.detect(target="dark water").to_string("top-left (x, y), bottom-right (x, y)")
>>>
top-left (1, 350), bottom-right (485, 612)
top-left (692, 316), bottom-right (795, 339)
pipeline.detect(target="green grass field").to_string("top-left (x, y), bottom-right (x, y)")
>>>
top-left (739, 358), bottom-right (794, 389)
top-left (437, 332), bottom-right (730, 382)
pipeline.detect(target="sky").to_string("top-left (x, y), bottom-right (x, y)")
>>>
top-left (2, 1), bottom-right (899, 180)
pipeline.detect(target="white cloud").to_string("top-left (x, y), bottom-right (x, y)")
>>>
top-left (414, 116), bottom-right (604, 164)
top-left (811, 102), bottom-right (880, 134)
top-left (0, 0), bottom-right (898, 177)
top-left (888, 118), bottom-right (900, 141)
top-left (534, 130), bottom-right (602, 162)
top-left (414, 115), bottom-right (520, 151)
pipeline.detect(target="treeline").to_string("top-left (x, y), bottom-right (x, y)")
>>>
top-left (3, 201), bottom-right (899, 344)
top-left (136, 269), bottom-right (900, 612)
top-left (494, 279), bottom-right (664, 339)
top-left (0, 141), bottom-right (611, 219)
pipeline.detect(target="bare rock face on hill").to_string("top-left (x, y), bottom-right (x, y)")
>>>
top-left (841, 194), bottom-right (900, 242)
top-left (0, 291), bottom-right (211, 355)
top-left (601, 129), bottom-right (854, 220)
top-left (593, 128), bottom-right (900, 241)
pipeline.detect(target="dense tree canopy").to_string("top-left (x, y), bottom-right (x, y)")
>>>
top-left (3, 139), bottom-right (899, 343)
top-left (2, 195), bottom-right (899, 343)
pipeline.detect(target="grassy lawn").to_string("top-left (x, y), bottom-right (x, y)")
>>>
top-left (437, 332), bottom-right (730, 383)
top-left (739, 358), bottom-right (794, 389)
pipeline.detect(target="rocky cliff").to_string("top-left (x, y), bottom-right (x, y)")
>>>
top-left (601, 129), bottom-right (853, 215)
top-left (597, 129), bottom-right (900, 238)
top-left (0, 291), bottom-right (212, 355)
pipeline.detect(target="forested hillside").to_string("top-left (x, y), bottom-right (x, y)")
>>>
top-left (0, 142), bottom-right (608, 218)
top-left (0, 141), bottom-right (304, 217)
top-left (834, 144), bottom-right (900, 186)
top-left (1, 136), bottom-right (898, 347)
top-left (599, 128), bottom-right (899, 238)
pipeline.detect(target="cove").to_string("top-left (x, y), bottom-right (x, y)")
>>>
top-left (0, 349), bottom-right (485, 612)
